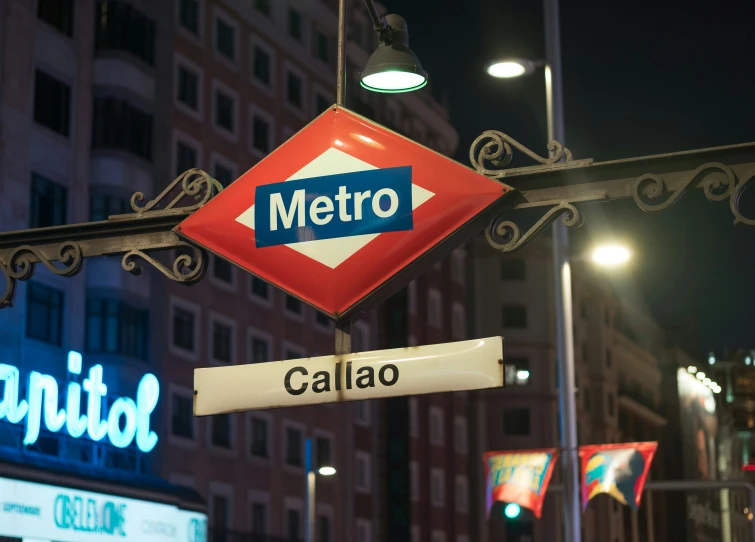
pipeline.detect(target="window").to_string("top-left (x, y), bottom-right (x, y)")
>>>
top-left (503, 408), bottom-right (530, 436)
top-left (251, 114), bottom-right (271, 154)
top-left (30, 173), bottom-right (67, 228)
top-left (214, 90), bottom-right (235, 133)
top-left (355, 519), bottom-right (371, 542)
top-left (34, 70), bottom-right (70, 136)
top-left (452, 302), bottom-right (465, 339)
top-left (176, 141), bottom-right (197, 176)
top-left (210, 256), bottom-right (234, 286)
top-left (410, 461), bottom-right (419, 501)
top-left (318, 515), bottom-right (331, 542)
top-left (355, 401), bottom-right (370, 425)
top-left (95, 1), bottom-right (155, 65)
top-left (285, 426), bottom-right (303, 467)
top-left (288, 9), bottom-right (302, 40)
top-left (178, 0), bottom-right (199, 34)
top-left (26, 282), bottom-right (63, 345)
top-left (252, 43), bottom-right (272, 86)
top-left (90, 193), bottom-right (128, 221)
top-left (38, 0), bottom-right (73, 35)
top-left (315, 311), bottom-right (332, 329)
top-left (502, 305), bottom-right (527, 328)
top-left (355, 451), bottom-right (371, 492)
top-left (429, 406), bottom-right (444, 445)
top-left (211, 320), bottom-right (233, 364)
top-left (250, 336), bottom-right (269, 363)
top-left (409, 398), bottom-right (418, 437)
top-left (454, 416), bottom-right (468, 454)
top-left (177, 65), bottom-right (199, 111)
top-left (608, 392), bottom-right (615, 416)
top-left (451, 248), bottom-right (465, 283)
top-left (455, 475), bottom-right (469, 512)
top-left (251, 502), bottom-right (267, 535)
top-left (86, 297), bottom-right (148, 360)
top-left (500, 258), bottom-right (525, 280)
top-left (250, 277), bottom-right (271, 302)
top-left (171, 393), bottom-right (194, 439)
top-left (315, 93), bottom-right (330, 115)
top-left (428, 289), bottom-right (442, 328)
top-left (285, 295), bottom-right (302, 315)
top-left (250, 415), bottom-right (270, 458)
top-left (606, 349), bottom-right (612, 368)
top-left (287, 509), bottom-right (301, 541)
top-left (505, 357), bottom-right (530, 386)
top-left (430, 468), bottom-right (445, 507)
top-left (212, 495), bottom-right (228, 534)
top-left (254, 0), bottom-right (270, 17)
top-left (216, 17), bottom-right (235, 60)
top-left (93, 97), bottom-right (153, 160)
top-left (211, 414), bottom-right (231, 448)
top-left (286, 71), bottom-right (303, 109)
top-left (213, 162), bottom-right (234, 188)
top-left (316, 436), bottom-right (332, 468)
top-left (315, 31), bottom-right (329, 64)
top-left (172, 306), bottom-right (196, 352)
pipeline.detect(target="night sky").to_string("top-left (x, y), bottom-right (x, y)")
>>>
top-left (384, 0), bottom-right (755, 356)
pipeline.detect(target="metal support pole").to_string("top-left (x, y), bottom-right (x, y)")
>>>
top-left (543, 0), bottom-right (581, 540)
top-left (305, 438), bottom-right (316, 542)
top-left (336, 321), bottom-right (352, 355)
top-left (336, 0), bottom-right (347, 106)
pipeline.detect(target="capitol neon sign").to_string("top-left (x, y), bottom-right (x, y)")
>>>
top-left (0, 351), bottom-right (159, 452)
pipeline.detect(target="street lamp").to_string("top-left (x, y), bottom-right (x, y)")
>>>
top-left (305, 438), bottom-right (336, 542)
top-left (591, 243), bottom-right (632, 267)
top-left (359, 3), bottom-right (427, 93)
top-left (487, 59), bottom-right (538, 79)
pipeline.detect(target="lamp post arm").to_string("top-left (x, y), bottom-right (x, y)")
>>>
top-left (363, 0), bottom-right (392, 43)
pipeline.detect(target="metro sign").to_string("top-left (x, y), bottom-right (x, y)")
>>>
top-left (176, 106), bottom-right (510, 320)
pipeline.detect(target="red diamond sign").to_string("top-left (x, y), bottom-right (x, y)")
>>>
top-left (176, 107), bottom-right (510, 320)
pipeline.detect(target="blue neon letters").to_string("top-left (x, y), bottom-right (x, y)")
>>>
top-left (0, 351), bottom-right (159, 452)
top-left (54, 494), bottom-right (127, 537)
top-left (254, 166), bottom-right (413, 247)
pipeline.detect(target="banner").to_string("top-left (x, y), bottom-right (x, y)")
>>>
top-left (483, 448), bottom-right (558, 518)
top-left (580, 442), bottom-right (658, 510)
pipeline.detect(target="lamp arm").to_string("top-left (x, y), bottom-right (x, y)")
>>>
top-left (363, 0), bottom-right (392, 43)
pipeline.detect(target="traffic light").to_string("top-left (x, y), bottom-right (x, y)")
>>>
top-left (504, 503), bottom-right (522, 519)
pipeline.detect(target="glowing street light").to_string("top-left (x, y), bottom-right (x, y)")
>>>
top-left (591, 244), bottom-right (632, 267)
top-left (486, 59), bottom-right (536, 79)
top-left (318, 466), bottom-right (336, 476)
top-left (517, 369), bottom-right (531, 381)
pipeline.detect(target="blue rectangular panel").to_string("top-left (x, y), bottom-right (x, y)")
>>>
top-left (255, 166), bottom-right (413, 248)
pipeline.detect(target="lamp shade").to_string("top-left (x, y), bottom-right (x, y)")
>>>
top-left (360, 15), bottom-right (428, 93)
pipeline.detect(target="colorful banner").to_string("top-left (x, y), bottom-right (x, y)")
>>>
top-left (580, 442), bottom-right (658, 510)
top-left (483, 448), bottom-right (559, 518)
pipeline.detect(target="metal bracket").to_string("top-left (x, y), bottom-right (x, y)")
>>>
top-left (0, 169), bottom-right (221, 308)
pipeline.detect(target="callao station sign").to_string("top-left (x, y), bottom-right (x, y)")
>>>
top-left (179, 106), bottom-right (510, 414)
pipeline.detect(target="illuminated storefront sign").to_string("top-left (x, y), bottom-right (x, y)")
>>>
top-left (0, 477), bottom-right (207, 542)
top-left (0, 351), bottom-right (159, 452)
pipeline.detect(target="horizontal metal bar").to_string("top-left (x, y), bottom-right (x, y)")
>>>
top-left (549, 479), bottom-right (755, 493)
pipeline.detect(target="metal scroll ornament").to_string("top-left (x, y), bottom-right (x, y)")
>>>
top-left (122, 242), bottom-right (206, 284)
top-left (0, 242), bottom-right (84, 307)
top-left (469, 130), bottom-right (576, 178)
top-left (633, 162), bottom-right (755, 225)
top-left (486, 203), bottom-right (584, 253)
top-left (129, 169), bottom-right (223, 217)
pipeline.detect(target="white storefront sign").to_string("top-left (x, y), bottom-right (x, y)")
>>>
top-left (194, 337), bottom-right (504, 415)
top-left (0, 476), bottom-right (207, 542)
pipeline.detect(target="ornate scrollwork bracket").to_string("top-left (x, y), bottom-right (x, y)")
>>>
top-left (0, 242), bottom-right (84, 308)
top-left (633, 162), bottom-right (755, 225)
top-left (469, 130), bottom-right (592, 179)
top-left (122, 242), bottom-right (207, 285)
top-left (122, 169), bottom-right (223, 219)
top-left (485, 202), bottom-right (585, 254)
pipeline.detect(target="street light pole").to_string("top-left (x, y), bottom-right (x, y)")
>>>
top-left (305, 438), bottom-right (316, 542)
top-left (543, 0), bottom-right (582, 540)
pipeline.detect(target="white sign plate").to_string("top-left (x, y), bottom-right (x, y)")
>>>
top-left (194, 337), bottom-right (504, 415)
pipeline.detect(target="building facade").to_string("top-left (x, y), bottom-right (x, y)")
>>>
top-left (0, 1), bottom-right (468, 542)
top-left (468, 235), bottom-right (670, 542)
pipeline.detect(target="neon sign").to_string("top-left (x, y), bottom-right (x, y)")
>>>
top-left (0, 351), bottom-right (159, 452)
